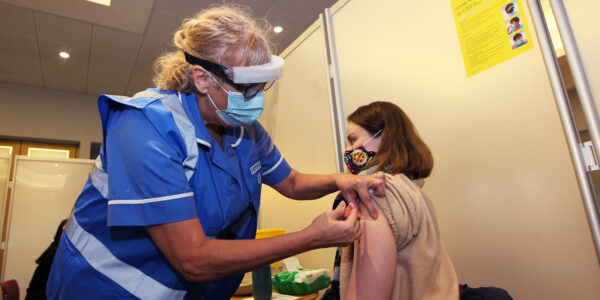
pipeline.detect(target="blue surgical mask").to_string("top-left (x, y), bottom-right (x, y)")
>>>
top-left (511, 24), bottom-right (516, 29)
top-left (516, 40), bottom-right (524, 46)
top-left (207, 86), bottom-right (264, 127)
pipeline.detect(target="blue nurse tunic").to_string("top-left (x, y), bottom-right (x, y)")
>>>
top-left (46, 89), bottom-right (292, 300)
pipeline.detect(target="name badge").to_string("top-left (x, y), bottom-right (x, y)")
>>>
top-left (250, 161), bottom-right (262, 175)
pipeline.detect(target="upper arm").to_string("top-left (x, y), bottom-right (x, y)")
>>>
top-left (271, 169), bottom-right (297, 198)
top-left (346, 202), bottom-right (396, 300)
top-left (146, 219), bottom-right (207, 281)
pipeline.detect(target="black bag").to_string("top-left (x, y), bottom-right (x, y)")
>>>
top-left (461, 284), bottom-right (514, 300)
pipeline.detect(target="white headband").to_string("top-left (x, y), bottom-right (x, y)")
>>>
top-left (231, 55), bottom-right (285, 84)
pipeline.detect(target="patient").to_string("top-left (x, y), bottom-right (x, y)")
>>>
top-left (339, 101), bottom-right (458, 300)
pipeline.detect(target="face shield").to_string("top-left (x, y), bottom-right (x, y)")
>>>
top-left (184, 52), bottom-right (284, 161)
top-left (184, 52), bottom-right (283, 98)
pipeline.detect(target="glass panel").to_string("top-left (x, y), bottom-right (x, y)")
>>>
top-left (27, 147), bottom-right (69, 159)
top-left (0, 146), bottom-right (12, 155)
top-left (2, 157), bottom-right (93, 289)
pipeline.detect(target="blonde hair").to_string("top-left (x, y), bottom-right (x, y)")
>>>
top-left (153, 5), bottom-right (273, 93)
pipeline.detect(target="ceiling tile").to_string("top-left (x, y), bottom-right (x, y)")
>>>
top-left (39, 40), bottom-right (89, 67)
top-left (138, 37), bottom-right (172, 62)
top-left (145, 10), bottom-right (182, 40)
top-left (226, 0), bottom-right (274, 18)
top-left (92, 26), bottom-right (143, 56)
top-left (87, 68), bottom-right (130, 96)
top-left (43, 62), bottom-right (87, 93)
top-left (0, 33), bottom-right (39, 58)
top-left (35, 12), bottom-right (92, 48)
top-left (154, 0), bottom-right (275, 18)
top-left (0, 54), bottom-right (43, 87)
top-left (90, 53), bottom-right (137, 75)
top-left (127, 59), bottom-right (154, 96)
top-left (40, 39), bottom-right (89, 94)
top-left (0, 0), bottom-right (154, 34)
top-left (0, 2), bottom-right (36, 37)
top-left (153, 0), bottom-right (208, 18)
top-left (270, 0), bottom-right (334, 23)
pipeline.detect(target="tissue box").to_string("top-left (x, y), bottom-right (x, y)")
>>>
top-left (272, 268), bottom-right (331, 295)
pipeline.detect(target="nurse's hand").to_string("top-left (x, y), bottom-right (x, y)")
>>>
top-left (304, 201), bottom-right (361, 248)
top-left (336, 172), bottom-right (386, 219)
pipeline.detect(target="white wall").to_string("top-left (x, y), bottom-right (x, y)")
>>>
top-left (0, 82), bottom-right (101, 158)
top-left (327, 0), bottom-right (600, 299)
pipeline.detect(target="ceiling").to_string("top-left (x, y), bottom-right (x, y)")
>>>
top-left (0, 0), bottom-right (336, 96)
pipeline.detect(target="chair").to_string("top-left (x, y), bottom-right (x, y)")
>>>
top-left (0, 279), bottom-right (19, 300)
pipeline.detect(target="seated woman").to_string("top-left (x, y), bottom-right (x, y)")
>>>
top-left (339, 101), bottom-right (459, 300)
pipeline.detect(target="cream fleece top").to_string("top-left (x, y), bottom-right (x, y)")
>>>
top-left (340, 173), bottom-right (459, 300)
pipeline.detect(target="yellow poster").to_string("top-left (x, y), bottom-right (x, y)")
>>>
top-left (451, 0), bottom-right (534, 76)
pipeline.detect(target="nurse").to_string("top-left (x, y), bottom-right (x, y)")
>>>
top-left (46, 5), bottom-right (384, 300)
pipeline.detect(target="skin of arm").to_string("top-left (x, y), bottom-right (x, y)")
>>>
top-left (272, 169), bottom-right (386, 219)
top-left (146, 201), bottom-right (361, 282)
top-left (346, 202), bottom-right (396, 300)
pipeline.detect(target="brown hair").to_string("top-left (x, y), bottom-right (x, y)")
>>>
top-left (348, 101), bottom-right (433, 178)
top-left (153, 5), bottom-right (273, 93)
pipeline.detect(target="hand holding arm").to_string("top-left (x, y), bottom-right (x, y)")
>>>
top-left (272, 169), bottom-right (386, 219)
top-left (336, 171), bottom-right (386, 219)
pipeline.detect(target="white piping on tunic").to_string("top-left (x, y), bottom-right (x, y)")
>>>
top-left (262, 155), bottom-right (283, 176)
top-left (108, 192), bottom-right (194, 205)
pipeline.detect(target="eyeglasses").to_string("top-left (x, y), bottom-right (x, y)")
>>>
top-left (218, 75), bottom-right (275, 99)
top-left (184, 52), bottom-right (274, 99)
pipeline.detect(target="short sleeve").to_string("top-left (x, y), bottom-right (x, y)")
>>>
top-left (260, 144), bottom-right (292, 186)
top-left (248, 123), bottom-right (292, 186)
top-left (104, 105), bottom-right (197, 226)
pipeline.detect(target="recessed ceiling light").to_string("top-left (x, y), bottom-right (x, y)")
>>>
top-left (87, 0), bottom-right (111, 6)
top-left (59, 51), bottom-right (70, 59)
top-left (273, 26), bottom-right (283, 33)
